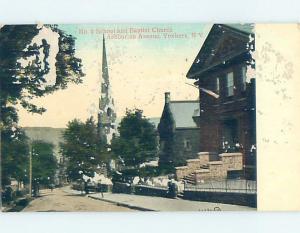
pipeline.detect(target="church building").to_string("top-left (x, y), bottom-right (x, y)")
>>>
top-left (158, 92), bottom-right (200, 168)
top-left (98, 35), bottom-right (117, 145)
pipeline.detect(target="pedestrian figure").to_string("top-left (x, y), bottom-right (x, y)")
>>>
top-left (5, 186), bottom-right (13, 202)
top-left (99, 180), bottom-right (104, 198)
top-left (183, 180), bottom-right (187, 190)
top-left (80, 180), bottom-right (84, 195)
top-left (84, 179), bottom-right (91, 194)
top-left (167, 179), bottom-right (178, 198)
top-left (84, 181), bottom-right (88, 194)
top-left (49, 183), bottom-right (54, 192)
top-left (33, 182), bottom-right (37, 197)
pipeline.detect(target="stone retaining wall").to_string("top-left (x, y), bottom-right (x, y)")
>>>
top-left (175, 166), bottom-right (190, 180)
top-left (220, 153), bottom-right (243, 171)
top-left (183, 190), bottom-right (256, 207)
top-left (112, 182), bottom-right (169, 198)
top-left (134, 185), bottom-right (168, 198)
top-left (112, 182), bottom-right (133, 194)
top-left (176, 152), bottom-right (243, 182)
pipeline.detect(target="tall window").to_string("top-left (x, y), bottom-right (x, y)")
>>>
top-left (215, 77), bottom-right (220, 94)
top-left (241, 66), bottom-right (247, 91)
top-left (184, 139), bottom-right (191, 151)
top-left (226, 72), bottom-right (234, 96)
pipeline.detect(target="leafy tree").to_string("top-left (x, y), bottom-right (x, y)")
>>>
top-left (111, 109), bottom-right (158, 168)
top-left (0, 24), bottom-right (84, 188)
top-left (1, 127), bottom-right (29, 187)
top-left (60, 117), bottom-right (109, 181)
top-left (31, 140), bottom-right (57, 185)
top-left (0, 24), bottom-right (84, 116)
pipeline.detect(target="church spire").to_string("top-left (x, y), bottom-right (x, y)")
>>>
top-left (102, 34), bottom-right (109, 85)
top-left (98, 35), bottom-right (117, 144)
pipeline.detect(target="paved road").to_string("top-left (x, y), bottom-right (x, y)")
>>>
top-left (22, 188), bottom-right (135, 212)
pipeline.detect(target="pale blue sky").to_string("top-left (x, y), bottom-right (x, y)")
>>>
top-left (19, 23), bottom-right (211, 127)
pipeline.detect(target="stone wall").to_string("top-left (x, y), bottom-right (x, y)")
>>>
top-left (197, 152), bottom-right (210, 164)
top-left (173, 128), bottom-right (200, 166)
top-left (194, 169), bottom-right (210, 181)
top-left (175, 166), bottom-right (190, 180)
top-left (175, 152), bottom-right (214, 180)
top-left (112, 182), bottom-right (133, 194)
top-left (134, 185), bottom-right (168, 198)
top-left (183, 190), bottom-right (257, 207)
top-left (220, 153), bottom-right (243, 171)
top-left (186, 159), bottom-right (201, 171)
top-left (175, 152), bottom-right (243, 182)
top-left (208, 161), bottom-right (227, 179)
top-left (111, 183), bottom-right (169, 198)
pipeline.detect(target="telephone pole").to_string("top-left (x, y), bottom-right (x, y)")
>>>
top-left (29, 141), bottom-right (32, 197)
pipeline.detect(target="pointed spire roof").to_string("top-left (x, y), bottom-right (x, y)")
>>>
top-left (98, 34), bottom-right (117, 145)
top-left (102, 34), bottom-right (109, 83)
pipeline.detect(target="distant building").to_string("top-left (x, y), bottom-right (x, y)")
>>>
top-left (98, 35), bottom-right (117, 145)
top-left (158, 92), bottom-right (200, 168)
top-left (186, 24), bottom-right (256, 179)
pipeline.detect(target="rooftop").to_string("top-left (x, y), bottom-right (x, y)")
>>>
top-left (222, 24), bottom-right (254, 35)
top-left (169, 100), bottom-right (199, 128)
top-left (186, 23), bottom-right (254, 79)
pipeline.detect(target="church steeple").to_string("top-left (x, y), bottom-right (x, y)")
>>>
top-left (102, 34), bottom-right (109, 85)
top-left (98, 35), bottom-right (117, 144)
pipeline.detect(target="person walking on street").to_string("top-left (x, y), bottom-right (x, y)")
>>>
top-left (99, 180), bottom-right (104, 198)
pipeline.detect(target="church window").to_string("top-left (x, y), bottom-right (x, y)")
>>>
top-left (184, 139), bottom-right (191, 151)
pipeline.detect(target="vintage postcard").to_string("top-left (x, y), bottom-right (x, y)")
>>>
top-left (0, 23), bottom-right (299, 212)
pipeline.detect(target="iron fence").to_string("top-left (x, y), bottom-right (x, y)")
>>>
top-left (184, 179), bottom-right (257, 194)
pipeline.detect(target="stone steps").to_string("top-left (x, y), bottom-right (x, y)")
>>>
top-left (183, 172), bottom-right (196, 185)
top-left (200, 164), bottom-right (209, 169)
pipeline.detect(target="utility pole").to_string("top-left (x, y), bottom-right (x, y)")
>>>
top-left (0, 121), bottom-right (2, 208)
top-left (29, 141), bottom-right (32, 197)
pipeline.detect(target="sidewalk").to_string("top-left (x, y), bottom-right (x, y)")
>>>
top-left (88, 192), bottom-right (255, 211)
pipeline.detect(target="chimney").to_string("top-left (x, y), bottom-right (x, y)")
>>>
top-left (165, 92), bottom-right (171, 104)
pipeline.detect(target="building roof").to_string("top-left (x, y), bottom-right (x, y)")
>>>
top-left (169, 100), bottom-right (199, 128)
top-left (186, 24), bottom-right (254, 79)
top-left (222, 24), bottom-right (254, 35)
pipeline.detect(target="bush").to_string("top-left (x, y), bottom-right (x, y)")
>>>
top-left (112, 165), bottom-right (175, 183)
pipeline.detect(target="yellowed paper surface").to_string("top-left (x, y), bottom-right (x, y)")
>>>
top-left (257, 24), bottom-right (300, 211)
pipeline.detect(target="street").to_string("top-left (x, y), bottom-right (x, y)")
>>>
top-left (22, 188), bottom-right (135, 212)
top-left (20, 186), bottom-right (254, 212)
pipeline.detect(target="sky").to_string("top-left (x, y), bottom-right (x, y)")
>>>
top-left (18, 23), bottom-right (211, 128)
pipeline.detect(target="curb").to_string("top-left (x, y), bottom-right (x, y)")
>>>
top-left (88, 195), bottom-right (155, 211)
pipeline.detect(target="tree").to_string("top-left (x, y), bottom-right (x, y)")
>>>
top-left (60, 118), bottom-right (109, 181)
top-left (31, 140), bottom-right (57, 185)
top-left (0, 24), bottom-right (84, 188)
top-left (1, 127), bottom-right (29, 187)
top-left (0, 24), bottom-right (84, 117)
top-left (111, 109), bottom-right (158, 168)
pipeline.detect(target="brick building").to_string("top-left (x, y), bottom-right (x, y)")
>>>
top-left (186, 24), bottom-right (256, 179)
